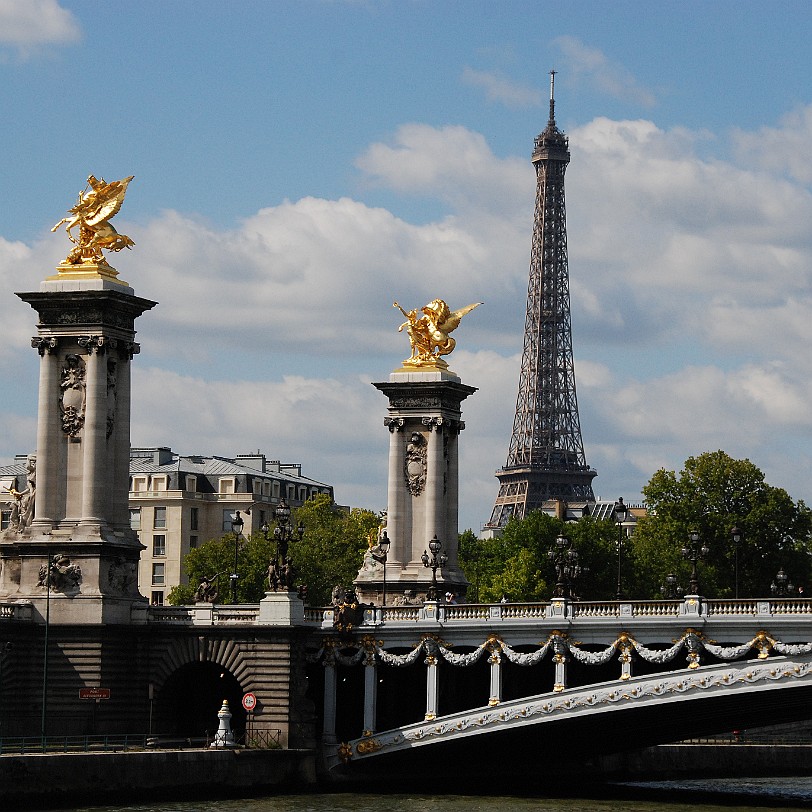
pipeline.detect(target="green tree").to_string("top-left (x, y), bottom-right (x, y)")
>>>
top-left (167, 494), bottom-right (379, 606)
top-left (288, 494), bottom-right (379, 605)
top-left (458, 511), bottom-right (619, 602)
top-left (166, 531), bottom-right (276, 605)
top-left (630, 450), bottom-right (812, 598)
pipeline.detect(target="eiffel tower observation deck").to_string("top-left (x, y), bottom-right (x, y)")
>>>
top-left (486, 72), bottom-right (596, 531)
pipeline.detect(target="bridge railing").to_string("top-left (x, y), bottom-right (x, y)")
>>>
top-left (142, 597), bottom-right (812, 627)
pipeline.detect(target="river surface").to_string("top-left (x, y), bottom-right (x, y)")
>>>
top-left (52, 781), bottom-right (812, 812)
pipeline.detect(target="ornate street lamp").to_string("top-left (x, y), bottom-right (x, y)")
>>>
top-left (421, 535), bottom-right (447, 601)
top-left (371, 530), bottom-right (391, 606)
top-left (230, 510), bottom-right (244, 603)
top-left (614, 497), bottom-right (629, 601)
top-left (661, 573), bottom-right (682, 599)
top-left (771, 568), bottom-right (795, 598)
top-left (731, 526), bottom-right (742, 598)
top-left (681, 529), bottom-right (709, 595)
top-left (548, 535), bottom-right (583, 600)
top-left (261, 498), bottom-right (304, 592)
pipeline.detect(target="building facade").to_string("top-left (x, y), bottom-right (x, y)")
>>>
top-left (2, 448), bottom-right (334, 605)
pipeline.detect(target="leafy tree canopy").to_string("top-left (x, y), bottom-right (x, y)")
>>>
top-left (631, 450), bottom-right (812, 598)
top-left (167, 494), bottom-right (379, 606)
top-left (459, 511), bottom-right (620, 602)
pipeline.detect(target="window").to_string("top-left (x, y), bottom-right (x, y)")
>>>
top-left (273, 481), bottom-right (280, 498)
top-left (0, 510), bottom-right (9, 530)
top-left (129, 508), bottom-right (141, 530)
top-left (131, 476), bottom-right (147, 493)
top-left (154, 506), bottom-right (167, 529)
top-left (190, 507), bottom-right (199, 531)
top-left (185, 475), bottom-right (197, 493)
top-left (151, 475), bottom-right (167, 492)
top-left (253, 479), bottom-right (261, 495)
top-left (152, 535), bottom-right (166, 557)
top-left (152, 563), bottom-right (165, 585)
top-left (219, 478), bottom-right (235, 494)
top-left (223, 509), bottom-right (235, 531)
top-left (189, 535), bottom-right (198, 549)
top-left (151, 591), bottom-right (164, 606)
top-left (262, 481), bottom-right (271, 497)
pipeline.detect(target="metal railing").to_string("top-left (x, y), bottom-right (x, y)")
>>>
top-left (0, 734), bottom-right (147, 755)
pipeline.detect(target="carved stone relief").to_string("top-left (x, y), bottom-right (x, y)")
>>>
top-left (59, 354), bottom-right (86, 436)
top-left (405, 432), bottom-right (427, 497)
top-left (106, 358), bottom-right (118, 438)
top-left (38, 554), bottom-right (82, 595)
top-left (107, 557), bottom-right (136, 595)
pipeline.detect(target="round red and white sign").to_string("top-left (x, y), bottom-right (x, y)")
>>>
top-left (242, 692), bottom-right (257, 712)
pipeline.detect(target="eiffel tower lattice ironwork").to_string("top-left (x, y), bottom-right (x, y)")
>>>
top-left (486, 72), bottom-right (596, 530)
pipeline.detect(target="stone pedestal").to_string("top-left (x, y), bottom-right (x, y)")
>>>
top-left (0, 269), bottom-right (156, 624)
top-left (355, 369), bottom-right (475, 604)
top-left (259, 591), bottom-right (305, 625)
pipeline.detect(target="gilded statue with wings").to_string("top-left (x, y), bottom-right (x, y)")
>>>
top-left (52, 175), bottom-right (135, 266)
top-left (394, 298), bottom-right (482, 369)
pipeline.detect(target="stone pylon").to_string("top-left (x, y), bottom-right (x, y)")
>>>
top-left (0, 260), bottom-right (156, 623)
top-left (355, 368), bottom-right (475, 605)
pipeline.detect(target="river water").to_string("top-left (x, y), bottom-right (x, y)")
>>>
top-left (54, 781), bottom-right (812, 812)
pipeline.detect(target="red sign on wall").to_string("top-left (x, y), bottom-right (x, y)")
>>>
top-left (79, 687), bottom-right (111, 700)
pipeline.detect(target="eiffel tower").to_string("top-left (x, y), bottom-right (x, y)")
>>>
top-left (485, 72), bottom-right (596, 530)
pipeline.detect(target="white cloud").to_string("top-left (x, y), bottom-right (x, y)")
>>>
top-left (0, 0), bottom-right (81, 50)
top-left (460, 67), bottom-right (543, 110)
top-left (553, 36), bottom-right (657, 108)
top-left (6, 108), bottom-right (812, 529)
top-left (732, 104), bottom-right (812, 185)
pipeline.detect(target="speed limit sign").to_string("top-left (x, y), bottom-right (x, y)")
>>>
top-left (242, 692), bottom-right (257, 712)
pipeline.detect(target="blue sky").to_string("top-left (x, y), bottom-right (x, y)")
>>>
top-left (3, 1), bottom-right (812, 534)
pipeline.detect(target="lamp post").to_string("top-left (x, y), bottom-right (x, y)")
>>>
top-left (261, 498), bottom-right (304, 592)
top-left (731, 526), bottom-right (742, 598)
top-left (681, 529), bottom-right (709, 595)
top-left (548, 535), bottom-right (582, 600)
top-left (371, 530), bottom-right (391, 606)
top-left (771, 568), bottom-right (795, 597)
top-left (40, 554), bottom-right (57, 748)
top-left (230, 510), bottom-right (244, 604)
top-left (614, 497), bottom-right (628, 601)
top-left (421, 535), bottom-right (447, 601)
top-left (661, 573), bottom-right (681, 599)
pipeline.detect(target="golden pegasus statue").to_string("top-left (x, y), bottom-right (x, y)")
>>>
top-left (52, 174), bottom-right (135, 266)
top-left (394, 298), bottom-right (482, 369)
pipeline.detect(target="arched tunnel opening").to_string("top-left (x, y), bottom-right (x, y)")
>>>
top-left (154, 661), bottom-right (247, 740)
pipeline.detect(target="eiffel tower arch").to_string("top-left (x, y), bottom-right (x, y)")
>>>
top-left (485, 72), bottom-right (596, 531)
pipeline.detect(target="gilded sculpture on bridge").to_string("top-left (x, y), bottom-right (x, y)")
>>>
top-left (52, 174), bottom-right (135, 266)
top-left (394, 298), bottom-right (482, 369)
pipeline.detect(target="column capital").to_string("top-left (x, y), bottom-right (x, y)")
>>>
top-left (384, 417), bottom-right (405, 432)
top-left (31, 337), bottom-right (59, 356)
top-left (77, 335), bottom-right (116, 355)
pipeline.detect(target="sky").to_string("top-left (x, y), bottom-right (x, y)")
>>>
top-left (3, 1), bottom-right (812, 535)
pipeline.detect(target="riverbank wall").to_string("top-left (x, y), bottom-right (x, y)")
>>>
top-left (2, 743), bottom-right (811, 809)
top-left (0, 747), bottom-right (317, 809)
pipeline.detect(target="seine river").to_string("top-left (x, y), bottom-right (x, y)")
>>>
top-left (54, 781), bottom-right (812, 812)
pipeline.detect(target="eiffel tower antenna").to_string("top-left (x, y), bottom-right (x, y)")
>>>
top-left (485, 72), bottom-right (596, 530)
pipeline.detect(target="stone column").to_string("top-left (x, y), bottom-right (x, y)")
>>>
top-left (425, 651), bottom-right (439, 721)
top-left (111, 346), bottom-right (136, 530)
top-left (384, 418), bottom-right (405, 564)
top-left (424, 417), bottom-right (444, 540)
top-left (322, 648), bottom-right (338, 744)
top-left (362, 650), bottom-right (378, 735)
top-left (31, 338), bottom-right (59, 527)
top-left (79, 336), bottom-right (108, 526)
top-left (488, 648), bottom-right (502, 706)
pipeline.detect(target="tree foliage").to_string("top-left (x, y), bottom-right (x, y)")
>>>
top-left (459, 511), bottom-right (620, 602)
top-left (630, 450), bottom-right (812, 598)
top-left (167, 494), bottom-right (379, 606)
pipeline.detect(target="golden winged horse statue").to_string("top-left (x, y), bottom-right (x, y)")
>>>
top-left (394, 298), bottom-right (482, 368)
top-left (52, 174), bottom-right (135, 266)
